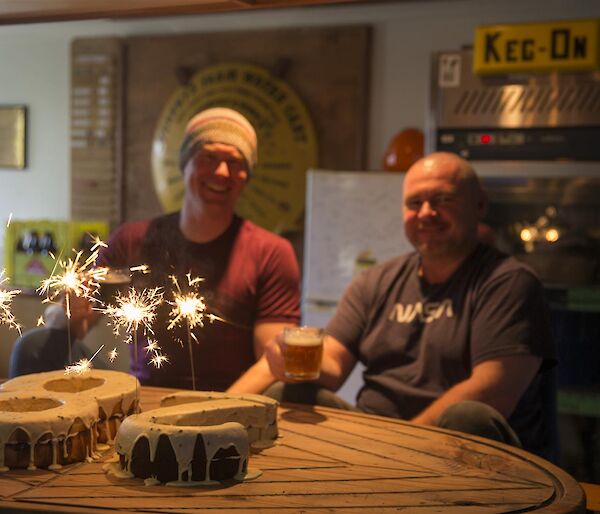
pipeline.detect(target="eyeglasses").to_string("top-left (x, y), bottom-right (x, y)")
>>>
top-left (194, 152), bottom-right (247, 175)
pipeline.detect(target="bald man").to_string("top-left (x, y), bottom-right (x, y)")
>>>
top-left (264, 152), bottom-right (557, 461)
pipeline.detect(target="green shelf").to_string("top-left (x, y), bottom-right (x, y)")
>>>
top-left (558, 389), bottom-right (600, 418)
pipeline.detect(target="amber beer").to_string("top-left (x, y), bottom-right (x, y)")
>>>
top-left (283, 327), bottom-right (324, 380)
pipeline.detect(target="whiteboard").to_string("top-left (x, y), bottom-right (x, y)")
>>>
top-left (303, 169), bottom-right (412, 303)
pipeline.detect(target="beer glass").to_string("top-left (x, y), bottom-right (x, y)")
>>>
top-left (282, 327), bottom-right (324, 380)
top-left (99, 268), bottom-right (131, 304)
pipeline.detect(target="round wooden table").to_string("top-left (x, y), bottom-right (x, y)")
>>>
top-left (0, 386), bottom-right (585, 513)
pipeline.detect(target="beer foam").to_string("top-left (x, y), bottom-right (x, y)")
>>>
top-left (104, 270), bottom-right (131, 284)
top-left (284, 334), bottom-right (323, 346)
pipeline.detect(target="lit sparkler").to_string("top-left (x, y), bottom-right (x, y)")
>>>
top-left (37, 244), bottom-right (108, 363)
top-left (0, 270), bottom-right (21, 334)
top-left (36, 315), bottom-right (45, 326)
top-left (102, 286), bottom-right (163, 339)
top-left (167, 273), bottom-right (224, 390)
top-left (101, 286), bottom-right (163, 408)
top-left (65, 344), bottom-right (104, 375)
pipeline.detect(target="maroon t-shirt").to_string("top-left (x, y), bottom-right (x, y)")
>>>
top-left (98, 213), bottom-right (300, 390)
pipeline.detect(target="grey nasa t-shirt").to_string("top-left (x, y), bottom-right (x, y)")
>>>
top-left (327, 244), bottom-right (556, 457)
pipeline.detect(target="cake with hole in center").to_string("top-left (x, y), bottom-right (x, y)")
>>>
top-left (108, 392), bottom-right (278, 485)
top-left (1, 369), bottom-right (139, 446)
top-left (0, 392), bottom-right (98, 471)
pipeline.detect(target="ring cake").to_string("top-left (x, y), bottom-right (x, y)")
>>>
top-left (160, 391), bottom-right (278, 448)
top-left (2, 370), bottom-right (139, 445)
top-left (109, 392), bottom-right (279, 486)
top-left (0, 392), bottom-right (98, 471)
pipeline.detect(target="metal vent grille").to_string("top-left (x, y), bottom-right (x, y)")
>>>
top-left (434, 50), bottom-right (600, 128)
top-left (452, 84), bottom-right (600, 117)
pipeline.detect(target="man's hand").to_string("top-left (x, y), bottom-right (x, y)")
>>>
top-left (262, 332), bottom-right (310, 384)
top-left (226, 323), bottom-right (296, 394)
top-left (65, 295), bottom-right (101, 340)
top-left (263, 332), bottom-right (287, 382)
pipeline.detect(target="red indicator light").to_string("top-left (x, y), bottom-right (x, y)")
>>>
top-left (480, 134), bottom-right (492, 144)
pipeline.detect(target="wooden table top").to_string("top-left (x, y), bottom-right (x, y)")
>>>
top-left (0, 386), bottom-right (585, 513)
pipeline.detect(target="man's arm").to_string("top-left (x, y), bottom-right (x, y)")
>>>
top-left (411, 354), bottom-right (541, 425)
top-left (227, 235), bottom-right (301, 394)
top-left (317, 335), bottom-right (358, 391)
top-left (226, 321), bottom-right (295, 394)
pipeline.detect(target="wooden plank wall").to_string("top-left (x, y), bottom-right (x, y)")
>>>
top-left (70, 38), bottom-right (124, 227)
top-left (122, 26), bottom-right (371, 223)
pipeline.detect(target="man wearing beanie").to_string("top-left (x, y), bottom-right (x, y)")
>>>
top-left (95, 107), bottom-right (301, 393)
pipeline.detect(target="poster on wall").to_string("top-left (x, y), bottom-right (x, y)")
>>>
top-left (0, 105), bottom-right (26, 169)
top-left (151, 62), bottom-right (318, 234)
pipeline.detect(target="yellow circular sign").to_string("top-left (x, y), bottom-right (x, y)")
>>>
top-left (151, 63), bottom-right (318, 233)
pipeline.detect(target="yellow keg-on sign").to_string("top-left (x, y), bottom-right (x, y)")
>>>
top-left (473, 19), bottom-right (599, 74)
top-left (151, 62), bottom-right (318, 234)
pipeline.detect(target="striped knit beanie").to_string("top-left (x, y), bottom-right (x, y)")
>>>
top-left (179, 107), bottom-right (258, 174)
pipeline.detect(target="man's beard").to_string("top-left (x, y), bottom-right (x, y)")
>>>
top-left (415, 240), bottom-right (456, 258)
top-left (411, 232), bottom-right (470, 259)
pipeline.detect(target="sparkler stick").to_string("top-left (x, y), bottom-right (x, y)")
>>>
top-left (0, 270), bottom-right (21, 334)
top-left (38, 243), bottom-right (107, 364)
top-left (167, 273), bottom-right (225, 391)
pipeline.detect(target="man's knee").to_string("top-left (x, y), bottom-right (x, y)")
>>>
top-left (262, 381), bottom-right (286, 402)
top-left (262, 381), bottom-right (355, 411)
top-left (437, 400), bottom-right (499, 431)
top-left (435, 400), bottom-right (521, 448)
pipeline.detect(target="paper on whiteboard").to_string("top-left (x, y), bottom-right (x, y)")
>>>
top-left (303, 169), bottom-right (412, 303)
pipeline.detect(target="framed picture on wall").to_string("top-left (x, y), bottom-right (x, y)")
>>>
top-left (0, 105), bottom-right (27, 169)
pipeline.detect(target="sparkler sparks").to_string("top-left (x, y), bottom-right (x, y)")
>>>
top-left (149, 353), bottom-right (169, 369)
top-left (144, 339), bottom-right (160, 353)
top-left (102, 286), bottom-right (163, 411)
top-left (167, 273), bottom-right (217, 334)
top-left (167, 273), bottom-right (224, 390)
top-left (102, 287), bottom-right (164, 338)
top-left (129, 264), bottom-right (150, 274)
top-left (167, 292), bottom-right (206, 334)
top-left (89, 235), bottom-right (108, 251)
top-left (38, 247), bottom-right (108, 309)
top-left (143, 338), bottom-right (169, 369)
top-left (37, 245), bottom-right (108, 364)
top-left (108, 347), bottom-right (118, 362)
top-left (65, 344), bottom-right (104, 375)
top-left (0, 271), bottom-right (21, 334)
top-left (36, 315), bottom-right (45, 326)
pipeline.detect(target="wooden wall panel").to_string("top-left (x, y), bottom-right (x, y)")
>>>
top-left (71, 37), bottom-right (124, 226)
top-left (123, 26), bottom-right (371, 222)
